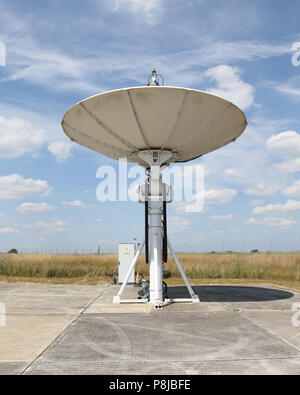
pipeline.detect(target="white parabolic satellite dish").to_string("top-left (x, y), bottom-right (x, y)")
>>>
top-left (62, 86), bottom-right (247, 167)
top-left (62, 76), bottom-right (248, 307)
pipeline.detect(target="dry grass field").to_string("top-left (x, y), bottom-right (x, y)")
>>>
top-left (0, 252), bottom-right (300, 290)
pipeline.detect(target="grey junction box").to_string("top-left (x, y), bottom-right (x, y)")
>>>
top-left (118, 243), bottom-right (135, 285)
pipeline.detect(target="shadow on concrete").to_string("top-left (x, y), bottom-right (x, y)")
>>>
top-left (166, 285), bottom-right (294, 303)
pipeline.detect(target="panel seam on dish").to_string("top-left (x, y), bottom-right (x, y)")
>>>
top-left (177, 120), bottom-right (247, 158)
top-left (127, 90), bottom-right (150, 149)
top-left (62, 120), bottom-right (134, 159)
top-left (79, 102), bottom-right (138, 151)
top-left (173, 103), bottom-right (233, 151)
top-left (161, 90), bottom-right (189, 150)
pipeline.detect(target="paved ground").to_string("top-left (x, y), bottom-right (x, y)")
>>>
top-left (0, 283), bottom-right (300, 375)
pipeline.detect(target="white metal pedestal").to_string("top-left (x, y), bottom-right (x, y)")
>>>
top-left (113, 150), bottom-right (200, 307)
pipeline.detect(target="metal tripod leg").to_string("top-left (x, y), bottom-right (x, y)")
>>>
top-left (113, 240), bottom-right (145, 304)
top-left (167, 237), bottom-right (200, 303)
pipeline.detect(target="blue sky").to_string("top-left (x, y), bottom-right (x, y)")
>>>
top-left (0, 0), bottom-right (300, 253)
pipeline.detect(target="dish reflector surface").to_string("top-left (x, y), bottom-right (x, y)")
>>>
top-left (62, 86), bottom-right (247, 167)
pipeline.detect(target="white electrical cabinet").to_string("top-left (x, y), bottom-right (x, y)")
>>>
top-left (118, 243), bottom-right (135, 285)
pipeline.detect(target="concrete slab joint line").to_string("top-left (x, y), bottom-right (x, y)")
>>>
top-left (19, 285), bottom-right (110, 375)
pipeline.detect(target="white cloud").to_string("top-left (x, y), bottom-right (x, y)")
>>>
top-left (0, 2), bottom-right (291, 95)
top-left (173, 188), bottom-right (237, 214)
top-left (275, 158), bottom-right (300, 173)
top-left (0, 227), bottom-right (20, 234)
top-left (0, 116), bottom-right (47, 158)
top-left (225, 167), bottom-right (282, 197)
top-left (267, 131), bottom-right (300, 157)
top-left (168, 216), bottom-right (190, 233)
top-left (48, 140), bottom-right (73, 163)
top-left (114, 0), bottom-right (161, 12)
top-left (205, 189), bottom-right (237, 205)
top-left (204, 65), bottom-right (255, 110)
top-left (15, 202), bottom-right (54, 214)
top-left (93, 218), bottom-right (103, 223)
top-left (283, 180), bottom-right (300, 197)
top-left (274, 75), bottom-right (300, 100)
top-left (36, 221), bottom-right (66, 232)
top-left (245, 182), bottom-right (282, 197)
top-left (224, 168), bottom-right (245, 180)
top-left (61, 200), bottom-right (87, 207)
top-left (210, 214), bottom-right (233, 220)
top-left (247, 217), bottom-right (296, 228)
top-left (276, 85), bottom-right (300, 98)
top-left (250, 199), bottom-right (265, 207)
top-left (252, 200), bottom-right (300, 215)
top-left (209, 229), bottom-right (226, 234)
top-left (23, 221), bottom-right (67, 233)
top-left (113, 0), bottom-right (163, 23)
top-left (0, 174), bottom-right (52, 199)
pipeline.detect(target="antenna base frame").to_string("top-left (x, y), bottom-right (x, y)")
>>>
top-left (113, 159), bottom-right (199, 307)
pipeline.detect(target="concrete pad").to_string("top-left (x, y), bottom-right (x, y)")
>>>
top-left (241, 311), bottom-right (300, 351)
top-left (25, 311), bottom-right (299, 375)
top-left (1, 283), bottom-right (300, 375)
top-left (0, 294), bottom-right (97, 315)
top-left (0, 362), bottom-right (25, 375)
top-left (0, 315), bottom-right (75, 362)
top-left (86, 303), bottom-right (154, 314)
top-left (24, 358), bottom-right (300, 375)
top-left (0, 285), bottom-right (106, 315)
top-left (84, 285), bottom-right (155, 313)
top-left (164, 302), bottom-right (225, 312)
top-left (0, 284), bottom-right (107, 374)
top-left (0, 284), bottom-right (102, 297)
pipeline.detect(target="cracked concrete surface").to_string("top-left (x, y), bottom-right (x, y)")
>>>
top-left (0, 283), bottom-right (300, 375)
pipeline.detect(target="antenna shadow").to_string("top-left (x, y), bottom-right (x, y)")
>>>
top-left (166, 285), bottom-right (294, 303)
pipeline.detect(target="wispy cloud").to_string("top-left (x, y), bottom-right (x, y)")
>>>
top-left (283, 180), bottom-right (300, 197)
top-left (252, 200), bottom-right (300, 215)
top-left (23, 221), bottom-right (67, 233)
top-left (48, 140), bottom-right (74, 163)
top-left (168, 216), bottom-right (190, 233)
top-left (113, 0), bottom-right (163, 24)
top-left (0, 174), bottom-right (52, 199)
top-left (210, 214), bottom-right (233, 220)
top-left (61, 200), bottom-right (87, 208)
top-left (267, 131), bottom-right (300, 157)
top-left (0, 115), bottom-right (47, 158)
top-left (247, 217), bottom-right (296, 228)
top-left (0, 2), bottom-right (292, 94)
top-left (205, 65), bottom-right (255, 109)
top-left (0, 227), bottom-right (20, 234)
top-left (15, 202), bottom-right (54, 214)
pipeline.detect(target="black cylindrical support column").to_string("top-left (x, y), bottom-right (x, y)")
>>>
top-left (163, 201), bottom-right (168, 263)
top-left (145, 201), bottom-right (149, 264)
